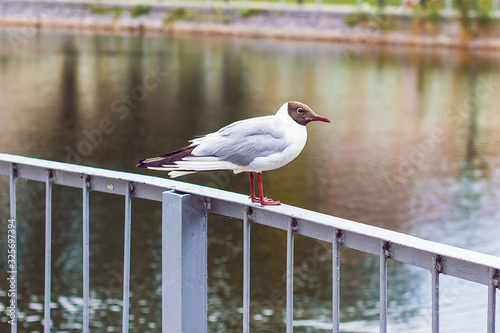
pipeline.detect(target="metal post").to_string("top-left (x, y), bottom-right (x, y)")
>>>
top-left (122, 183), bottom-right (133, 332)
top-left (379, 241), bottom-right (389, 333)
top-left (162, 191), bottom-right (207, 333)
top-left (9, 164), bottom-right (17, 333)
top-left (286, 218), bottom-right (296, 333)
top-left (243, 207), bottom-right (251, 333)
top-left (487, 268), bottom-right (498, 333)
top-left (82, 176), bottom-right (91, 333)
top-left (44, 170), bottom-right (53, 333)
top-left (432, 255), bottom-right (441, 333)
top-left (332, 229), bottom-right (340, 333)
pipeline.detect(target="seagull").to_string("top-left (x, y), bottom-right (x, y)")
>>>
top-left (137, 101), bottom-right (330, 205)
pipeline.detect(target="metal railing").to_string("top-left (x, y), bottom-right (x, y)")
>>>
top-left (1, 152), bottom-right (499, 332)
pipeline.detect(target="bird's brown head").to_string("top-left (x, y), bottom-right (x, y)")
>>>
top-left (287, 101), bottom-right (331, 126)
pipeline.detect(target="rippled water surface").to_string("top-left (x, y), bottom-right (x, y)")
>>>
top-left (0, 28), bottom-right (500, 332)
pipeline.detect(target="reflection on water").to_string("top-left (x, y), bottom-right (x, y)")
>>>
top-left (1, 28), bottom-right (500, 331)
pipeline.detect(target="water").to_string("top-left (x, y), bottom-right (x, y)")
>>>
top-left (0, 28), bottom-right (500, 332)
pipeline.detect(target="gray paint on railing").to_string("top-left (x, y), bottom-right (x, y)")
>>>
top-left (0, 153), bottom-right (499, 332)
top-left (243, 207), bottom-right (251, 333)
top-left (432, 255), bottom-right (441, 333)
top-left (379, 241), bottom-right (389, 333)
top-left (82, 176), bottom-right (91, 333)
top-left (162, 191), bottom-right (207, 333)
top-left (44, 170), bottom-right (53, 333)
top-left (286, 217), bottom-right (295, 333)
top-left (332, 229), bottom-right (340, 333)
top-left (487, 268), bottom-right (498, 333)
top-left (122, 182), bottom-right (133, 332)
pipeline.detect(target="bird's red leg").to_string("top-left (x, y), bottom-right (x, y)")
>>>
top-left (249, 172), bottom-right (260, 203)
top-left (257, 172), bottom-right (280, 205)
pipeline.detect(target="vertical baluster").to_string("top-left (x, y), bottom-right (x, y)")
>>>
top-left (379, 242), bottom-right (389, 333)
top-left (286, 218), bottom-right (297, 333)
top-left (122, 183), bottom-right (133, 332)
top-left (243, 207), bottom-right (251, 333)
top-left (332, 229), bottom-right (340, 333)
top-left (44, 170), bottom-right (53, 332)
top-left (82, 176), bottom-right (91, 333)
top-left (432, 255), bottom-right (441, 333)
top-left (161, 190), bottom-right (168, 333)
top-left (487, 268), bottom-right (498, 333)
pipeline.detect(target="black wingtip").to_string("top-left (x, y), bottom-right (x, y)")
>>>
top-left (136, 146), bottom-right (196, 169)
top-left (136, 159), bottom-right (148, 168)
top-left (136, 156), bottom-right (167, 169)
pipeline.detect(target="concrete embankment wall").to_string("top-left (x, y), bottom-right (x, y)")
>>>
top-left (1, 0), bottom-right (500, 50)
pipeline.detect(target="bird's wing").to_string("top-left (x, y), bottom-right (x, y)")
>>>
top-left (190, 116), bottom-right (289, 166)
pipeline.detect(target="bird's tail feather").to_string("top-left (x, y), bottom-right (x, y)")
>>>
top-left (137, 147), bottom-right (239, 178)
top-left (137, 146), bottom-right (196, 169)
top-left (168, 171), bottom-right (196, 178)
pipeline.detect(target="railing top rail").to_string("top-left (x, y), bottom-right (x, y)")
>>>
top-left (1, 152), bottom-right (500, 285)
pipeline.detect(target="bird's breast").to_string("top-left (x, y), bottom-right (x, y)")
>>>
top-left (246, 125), bottom-right (307, 172)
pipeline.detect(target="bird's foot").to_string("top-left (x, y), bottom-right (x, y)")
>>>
top-left (260, 197), bottom-right (281, 205)
top-left (250, 196), bottom-right (281, 206)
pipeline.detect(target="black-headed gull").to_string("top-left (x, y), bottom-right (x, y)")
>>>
top-left (137, 101), bottom-right (330, 205)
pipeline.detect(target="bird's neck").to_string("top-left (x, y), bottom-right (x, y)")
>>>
top-left (276, 103), bottom-right (306, 130)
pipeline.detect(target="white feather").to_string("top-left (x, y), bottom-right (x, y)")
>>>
top-left (146, 156), bottom-right (244, 176)
top-left (168, 171), bottom-right (196, 178)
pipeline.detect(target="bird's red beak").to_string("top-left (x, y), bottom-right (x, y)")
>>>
top-left (312, 115), bottom-right (331, 123)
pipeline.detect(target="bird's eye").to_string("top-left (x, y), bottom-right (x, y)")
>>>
top-left (297, 108), bottom-right (304, 114)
